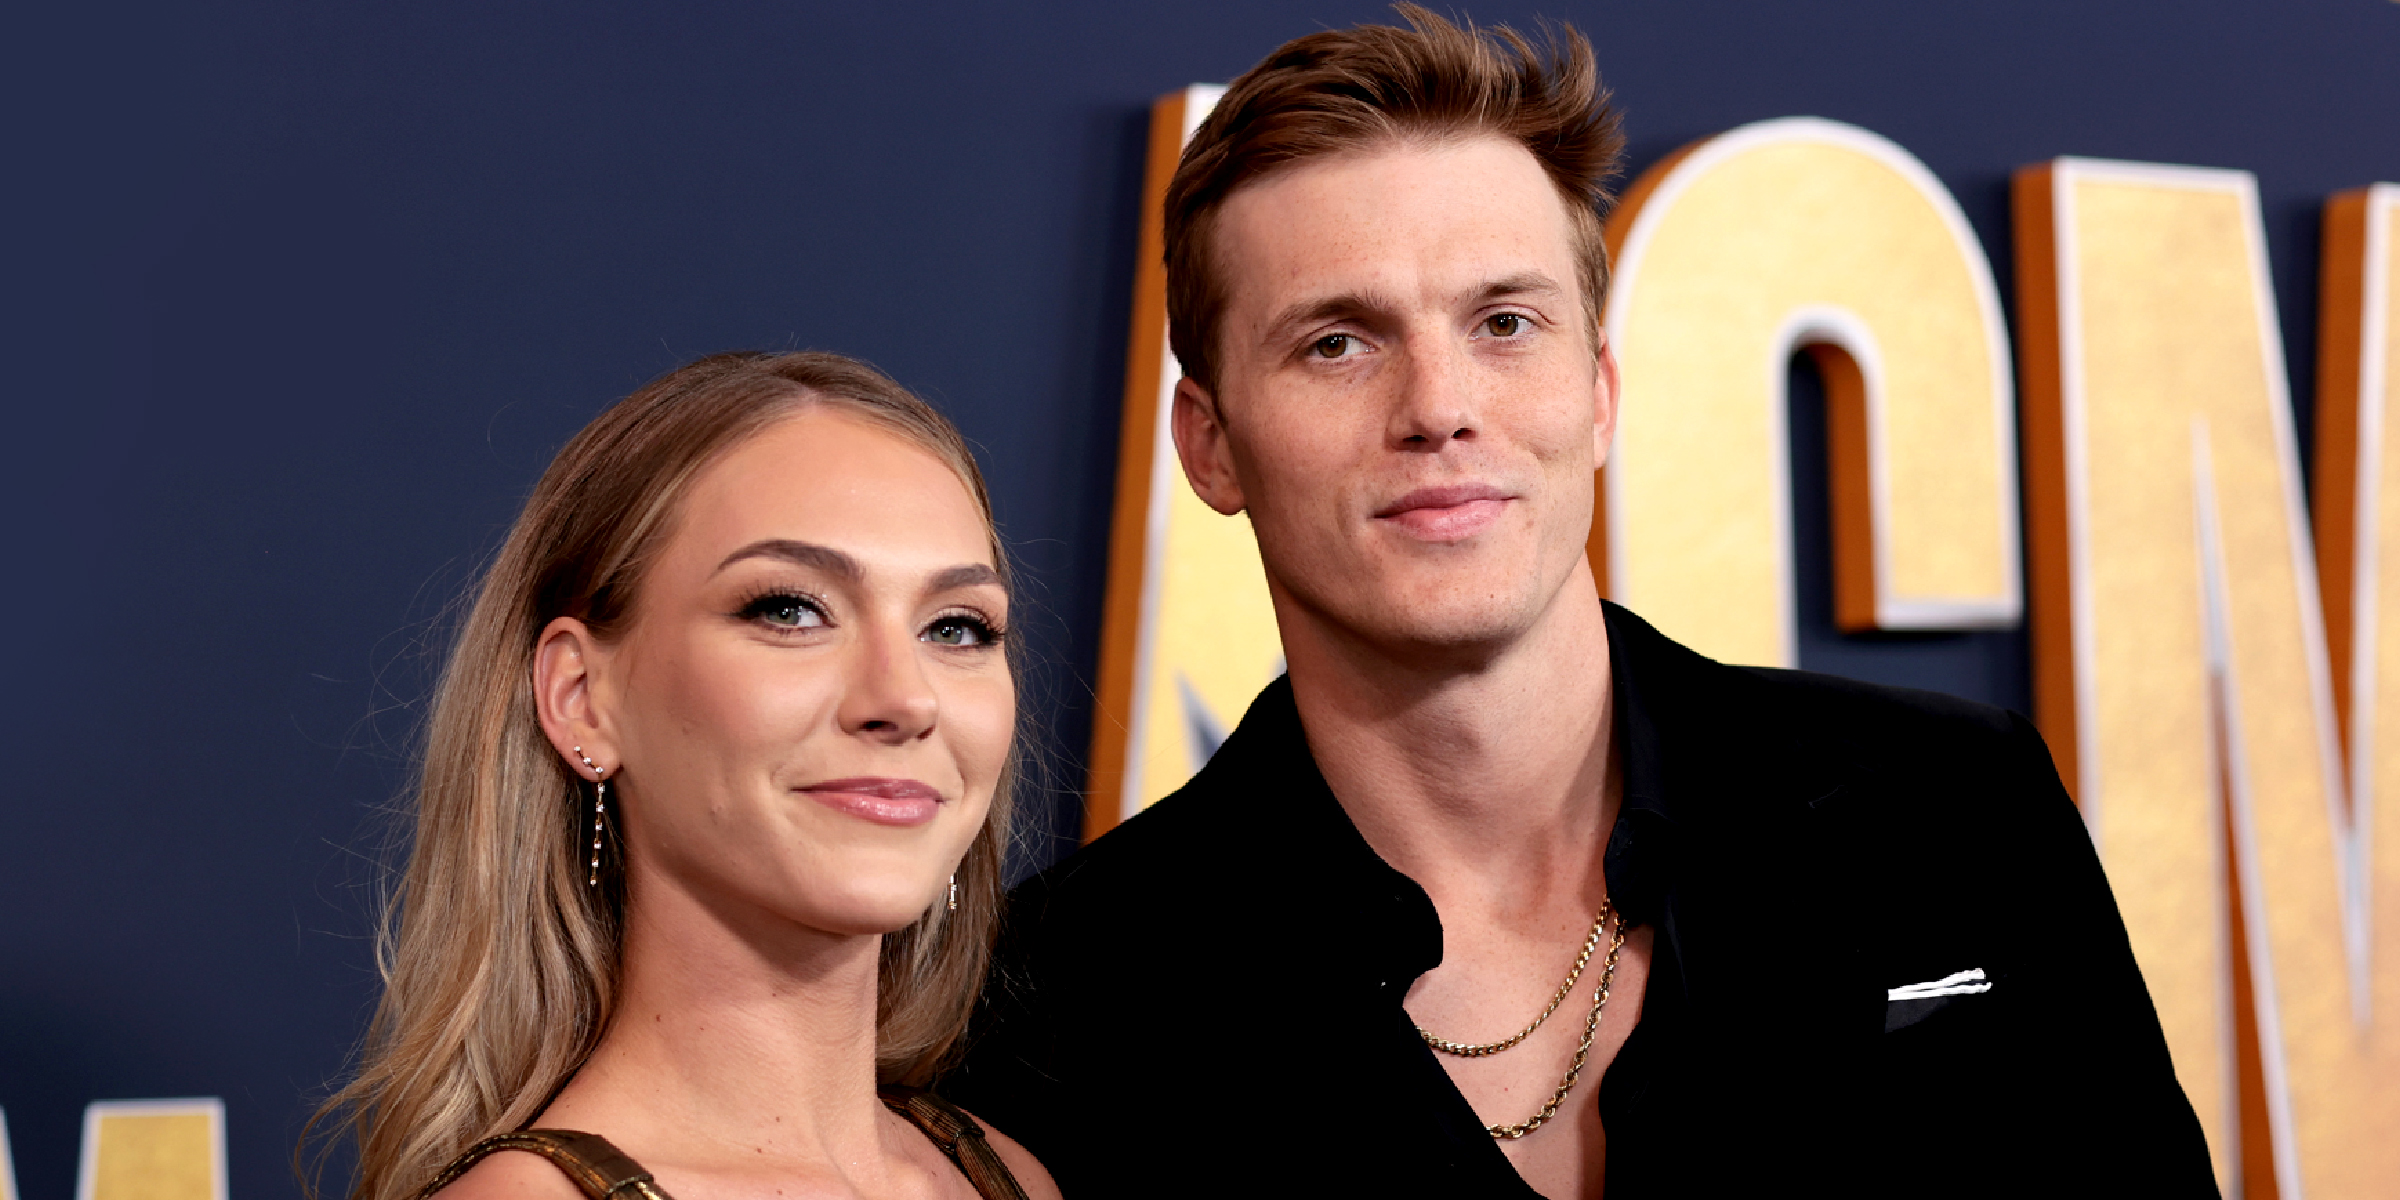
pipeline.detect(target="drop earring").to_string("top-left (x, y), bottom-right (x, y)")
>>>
top-left (948, 874), bottom-right (959, 913)
top-left (574, 746), bottom-right (610, 887)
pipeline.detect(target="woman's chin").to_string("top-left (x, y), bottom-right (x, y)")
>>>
top-left (780, 883), bottom-right (950, 938)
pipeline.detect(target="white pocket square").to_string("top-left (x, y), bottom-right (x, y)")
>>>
top-left (1887, 968), bottom-right (1992, 1001)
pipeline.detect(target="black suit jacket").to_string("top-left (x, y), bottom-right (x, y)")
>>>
top-left (948, 603), bottom-right (2215, 1196)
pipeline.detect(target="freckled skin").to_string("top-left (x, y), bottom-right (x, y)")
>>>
top-left (1174, 136), bottom-right (1615, 666)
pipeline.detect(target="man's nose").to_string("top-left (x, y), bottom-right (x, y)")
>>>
top-left (836, 620), bottom-right (939, 745)
top-left (1389, 333), bottom-right (1480, 450)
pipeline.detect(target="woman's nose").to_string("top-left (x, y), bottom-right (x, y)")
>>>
top-left (836, 621), bottom-right (939, 744)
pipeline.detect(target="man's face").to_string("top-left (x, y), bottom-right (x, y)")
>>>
top-left (1174, 136), bottom-right (1617, 657)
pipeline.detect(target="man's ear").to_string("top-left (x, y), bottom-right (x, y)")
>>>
top-left (532, 616), bottom-right (619, 780)
top-left (1170, 375), bottom-right (1248, 516)
top-left (1591, 329), bottom-right (1622, 470)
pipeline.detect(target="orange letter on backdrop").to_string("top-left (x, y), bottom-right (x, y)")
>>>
top-left (2017, 161), bottom-right (2400, 1197)
top-left (1085, 85), bottom-right (1289, 839)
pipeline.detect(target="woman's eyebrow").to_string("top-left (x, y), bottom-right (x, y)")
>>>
top-left (715, 541), bottom-right (997, 595)
top-left (713, 538), bottom-right (861, 580)
top-left (927, 563), bottom-right (1003, 593)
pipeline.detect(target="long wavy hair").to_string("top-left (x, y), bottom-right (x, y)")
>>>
top-left (311, 351), bottom-right (1019, 1200)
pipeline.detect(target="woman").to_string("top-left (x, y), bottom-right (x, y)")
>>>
top-left (316, 352), bottom-right (1058, 1200)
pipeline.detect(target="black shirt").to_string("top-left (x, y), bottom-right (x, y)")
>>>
top-left (947, 603), bottom-right (2215, 1197)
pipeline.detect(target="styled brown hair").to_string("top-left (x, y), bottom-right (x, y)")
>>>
top-left (1164, 4), bottom-right (1624, 392)
top-left (311, 351), bottom-right (1019, 1200)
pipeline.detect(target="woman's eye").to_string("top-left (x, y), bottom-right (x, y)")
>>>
top-left (1485, 312), bottom-right (1528, 337)
top-left (1309, 333), bottom-right (1359, 359)
top-left (741, 594), bottom-right (827, 630)
top-left (923, 615), bottom-right (1000, 648)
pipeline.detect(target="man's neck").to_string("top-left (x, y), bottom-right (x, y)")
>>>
top-left (1280, 563), bottom-right (1617, 918)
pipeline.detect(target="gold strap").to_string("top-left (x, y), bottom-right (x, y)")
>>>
top-left (879, 1087), bottom-right (1034, 1200)
top-left (415, 1129), bottom-right (670, 1200)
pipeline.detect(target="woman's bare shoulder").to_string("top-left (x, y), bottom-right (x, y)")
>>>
top-left (422, 1148), bottom-right (589, 1200)
top-left (963, 1111), bottom-right (1062, 1200)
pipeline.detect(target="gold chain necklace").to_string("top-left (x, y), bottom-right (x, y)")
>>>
top-left (1416, 900), bottom-right (1614, 1057)
top-left (1413, 903), bottom-right (1629, 1140)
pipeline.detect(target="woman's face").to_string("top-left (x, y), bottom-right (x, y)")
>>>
top-left (563, 408), bottom-right (1013, 938)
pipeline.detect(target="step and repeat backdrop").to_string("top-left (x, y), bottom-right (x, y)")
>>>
top-left (2, 2), bottom-right (2394, 1197)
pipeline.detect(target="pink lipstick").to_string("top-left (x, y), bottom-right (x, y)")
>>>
top-left (800, 777), bottom-right (946, 826)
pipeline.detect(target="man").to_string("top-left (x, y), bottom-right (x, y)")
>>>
top-left (949, 9), bottom-right (2214, 1197)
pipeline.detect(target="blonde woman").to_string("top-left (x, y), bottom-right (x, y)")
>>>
top-left (317, 352), bottom-right (1058, 1200)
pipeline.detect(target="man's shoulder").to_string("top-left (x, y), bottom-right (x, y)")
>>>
top-left (1605, 603), bottom-right (2061, 834)
top-left (1007, 781), bottom-right (1239, 924)
top-left (1737, 661), bottom-right (2023, 752)
top-left (1006, 676), bottom-right (1320, 931)
top-left (1002, 702), bottom-right (1324, 961)
top-left (1606, 601), bottom-right (2021, 747)
top-left (1694, 662), bottom-right (2089, 893)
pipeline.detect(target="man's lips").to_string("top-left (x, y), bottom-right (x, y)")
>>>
top-left (799, 777), bottom-right (947, 826)
top-left (1372, 484), bottom-right (1515, 539)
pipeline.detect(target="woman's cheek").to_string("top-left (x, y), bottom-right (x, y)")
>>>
top-left (951, 673), bottom-right (1017, 794)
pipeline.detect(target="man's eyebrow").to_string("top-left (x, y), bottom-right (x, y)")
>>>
top-left (1263, 291), bottom-right (1395, 341)
top-left (928, 563), bottom-right (1004, 593)
top-left (1261, 273), bottom-right (1568, 343)
top-left (1476, 271), bottom-right (1566, 303)
top-left (713, 539), bottom-right (861, 579)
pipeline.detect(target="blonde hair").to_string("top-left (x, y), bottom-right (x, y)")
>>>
top-left (312, 351), bottom-right (1018, 1200)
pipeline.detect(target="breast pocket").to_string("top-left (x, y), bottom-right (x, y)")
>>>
top-left (1885, 967), bottom-right (1994, 1032)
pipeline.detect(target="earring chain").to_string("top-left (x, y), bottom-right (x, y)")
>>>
top-left (574, 746), bottom-right (609, 887)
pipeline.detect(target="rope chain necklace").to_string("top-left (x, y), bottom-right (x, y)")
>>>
top-left (1417, 901), bottom-right (1613, 1056)
top-left (1412, 899), bottom-right (1629, 1140)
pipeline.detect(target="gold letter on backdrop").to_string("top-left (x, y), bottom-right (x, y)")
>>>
top-left (1087, 84), bottom-right (1291, 839)
top-left (1600, 117), bottom-right (2020, 667)
top-left (1, 1108), bottom-right (18, 1200)
top-left (75, 1099), bottom-right (225, 1200)
top-left (2016, 159), bottom-right (2400, 1198)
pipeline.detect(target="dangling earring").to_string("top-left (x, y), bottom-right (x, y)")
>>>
top-left (948, 874), bottom-right (959, 913)
top-left (575, 746), bottom-right (610, 887)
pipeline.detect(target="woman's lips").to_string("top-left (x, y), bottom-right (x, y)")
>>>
top-left (800, 777), bottom-right (946, 826)
top-left (1373, 484), bottom-right (1514, 540)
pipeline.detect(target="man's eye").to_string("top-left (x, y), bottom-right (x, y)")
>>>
top-left (1310, 333), bottom-right (1358, 359)
top-left (923, 615), bottom-right (1001, 648)
top-left (1485, 313), bottom-right (1528, 337)
top-left (740, 593), bottom-right (827, 629)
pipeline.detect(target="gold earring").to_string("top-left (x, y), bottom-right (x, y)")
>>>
top-left (948, 874), bottom-right (959, 913)
top-left (574, 746), bottom-right (610, 887)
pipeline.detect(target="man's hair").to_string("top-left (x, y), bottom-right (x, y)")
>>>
top-left (1164, 4), bottom-right (1625, 393)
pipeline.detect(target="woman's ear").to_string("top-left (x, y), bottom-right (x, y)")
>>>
top-left (533, 616), bottom-right (617, 779)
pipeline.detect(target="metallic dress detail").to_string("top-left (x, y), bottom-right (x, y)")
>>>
top-left (415, 1088), bottom-right (1031, 1200)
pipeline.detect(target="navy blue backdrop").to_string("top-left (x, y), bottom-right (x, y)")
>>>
top-left (2, 2), bottom-right (2394, 1195)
